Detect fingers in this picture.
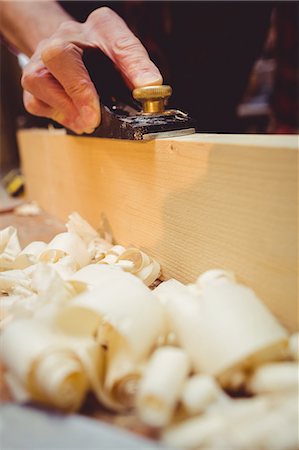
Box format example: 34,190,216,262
20,8,163,134
23,91,85,134
21,22,99,134
86,7,163,88
23,91,53,117
22,65,87,134
41,41,100,130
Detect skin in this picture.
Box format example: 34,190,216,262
0,1,163,134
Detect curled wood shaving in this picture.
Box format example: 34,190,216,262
0,269,31,295
0,227,32,271
39,232,90,269
162,395,297,450
181,374,226,416
66,212,112,260
0,319,88,411
99,246,161,287
136,346,190,427
0,212,297,450
0,227,21,261
247,362,299,394
154,277,289,380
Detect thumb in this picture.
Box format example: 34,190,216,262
86,7,163,88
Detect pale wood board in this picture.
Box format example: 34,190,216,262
17,130,298,331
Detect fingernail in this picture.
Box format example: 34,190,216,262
72,118,85,133
71,128,84,135
83,128,95,135
80,105,100,128
135,71,163,87
72,116,96,135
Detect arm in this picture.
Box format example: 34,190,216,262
0,1,72,56
0,2,162,134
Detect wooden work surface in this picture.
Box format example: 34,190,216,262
18,131,298,332
0,211,65,246
0,210,157,439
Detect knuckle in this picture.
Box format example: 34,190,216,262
41,43,63,63
112,35,142,58
41,41,82,65
67,78,91,98
41,41,71,63
88,6,115,24
122,55,150,77
21,70,36,90
127,64,154,79
57,20,79,34
21,66,52,90
23,95,40,114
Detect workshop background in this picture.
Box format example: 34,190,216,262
0,1,298,175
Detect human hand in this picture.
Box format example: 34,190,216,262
21,7,162,134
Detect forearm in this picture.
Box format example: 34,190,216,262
0,0,73,56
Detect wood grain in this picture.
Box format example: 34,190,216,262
17,131,298,331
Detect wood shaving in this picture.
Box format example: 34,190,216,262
14,201,41,217
0,213,297,449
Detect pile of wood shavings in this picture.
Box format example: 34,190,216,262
0,212,298,450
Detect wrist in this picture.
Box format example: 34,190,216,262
0,1,74,56
24,5,75,56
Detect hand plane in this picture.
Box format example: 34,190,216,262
18,49,196,140
82,46,195,140
94,84,195,140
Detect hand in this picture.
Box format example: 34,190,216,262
21,7,162,134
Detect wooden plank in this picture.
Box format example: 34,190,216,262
17,130,298,331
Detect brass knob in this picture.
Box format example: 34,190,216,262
132,85,172,114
